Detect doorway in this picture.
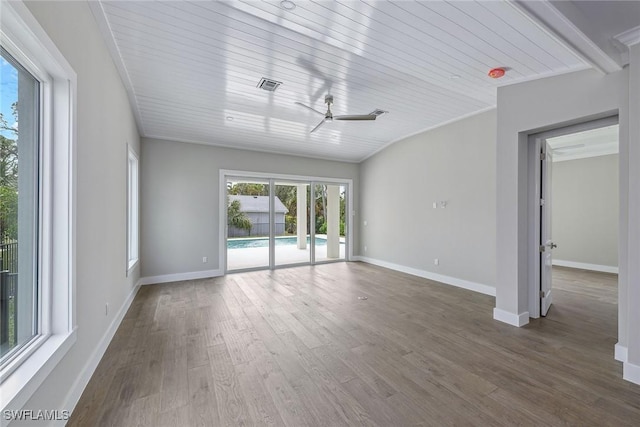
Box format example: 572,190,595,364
221,171,351,273
528,116,619,318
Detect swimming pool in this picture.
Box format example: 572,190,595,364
228,236,330,249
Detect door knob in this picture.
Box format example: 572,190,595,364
550,242,557,249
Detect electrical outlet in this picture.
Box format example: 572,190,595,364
202,256,208,263
433,202,437,209
364,245,368,252
434,258,439,266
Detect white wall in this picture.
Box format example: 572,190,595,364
359,109,497,295
494,68,632,353
16,0,141,420
140,138,359,279
552,154,618,270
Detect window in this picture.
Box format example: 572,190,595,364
127,147,139,272
1,1,76,412
0,47,39,364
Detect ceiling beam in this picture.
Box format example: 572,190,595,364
510,0,622,74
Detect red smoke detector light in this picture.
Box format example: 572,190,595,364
488,68,506,79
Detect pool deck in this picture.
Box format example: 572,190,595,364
227,235,346,270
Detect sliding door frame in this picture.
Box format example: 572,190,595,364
220,170,353,273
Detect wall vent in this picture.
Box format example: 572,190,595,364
257,77,282,92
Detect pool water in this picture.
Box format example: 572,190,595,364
228,236,326,249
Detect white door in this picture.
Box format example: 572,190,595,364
540,141,556,316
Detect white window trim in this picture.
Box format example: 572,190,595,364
127,145,139,274
0,0,76,412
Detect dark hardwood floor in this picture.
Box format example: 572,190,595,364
68,262,639,426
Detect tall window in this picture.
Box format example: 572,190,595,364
127,147,139,272
1,47,39,362
1,1,76,412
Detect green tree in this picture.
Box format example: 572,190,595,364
227,199,252,232
228,183,268,196
275,185,298,234
275,185,297,217
0,185,18,241
0,136,18,187
314,185,326,233
0,103,18,242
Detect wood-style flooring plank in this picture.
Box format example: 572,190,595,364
186,363,218,427
160,346,189,412
207,343,252,426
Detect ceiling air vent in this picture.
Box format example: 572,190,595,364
370,109,388,117
257,77,282,92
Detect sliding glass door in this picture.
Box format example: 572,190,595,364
313,183,347,263
224,174,349,273
226,178,270,271
274,181,311,267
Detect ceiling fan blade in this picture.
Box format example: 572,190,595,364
334,115,377,121
310,119,326,133
295,102,324,116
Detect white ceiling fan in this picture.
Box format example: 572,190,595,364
296,94,378,133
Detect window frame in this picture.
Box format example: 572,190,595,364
127,146,139,274
0,0,77,413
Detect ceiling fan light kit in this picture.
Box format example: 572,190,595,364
297,94,380,133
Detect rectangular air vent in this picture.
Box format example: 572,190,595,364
370,109,388,116
257,77,282,92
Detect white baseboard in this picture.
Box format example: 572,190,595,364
60,280,141,422
139,269,223,285
623,361,640,385
553,259,618,274
493,308,530,327
354,256,495,296
615,343,628,362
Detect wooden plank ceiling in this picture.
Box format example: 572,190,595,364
95,0,590,162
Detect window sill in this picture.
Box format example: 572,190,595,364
0,329,77,413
